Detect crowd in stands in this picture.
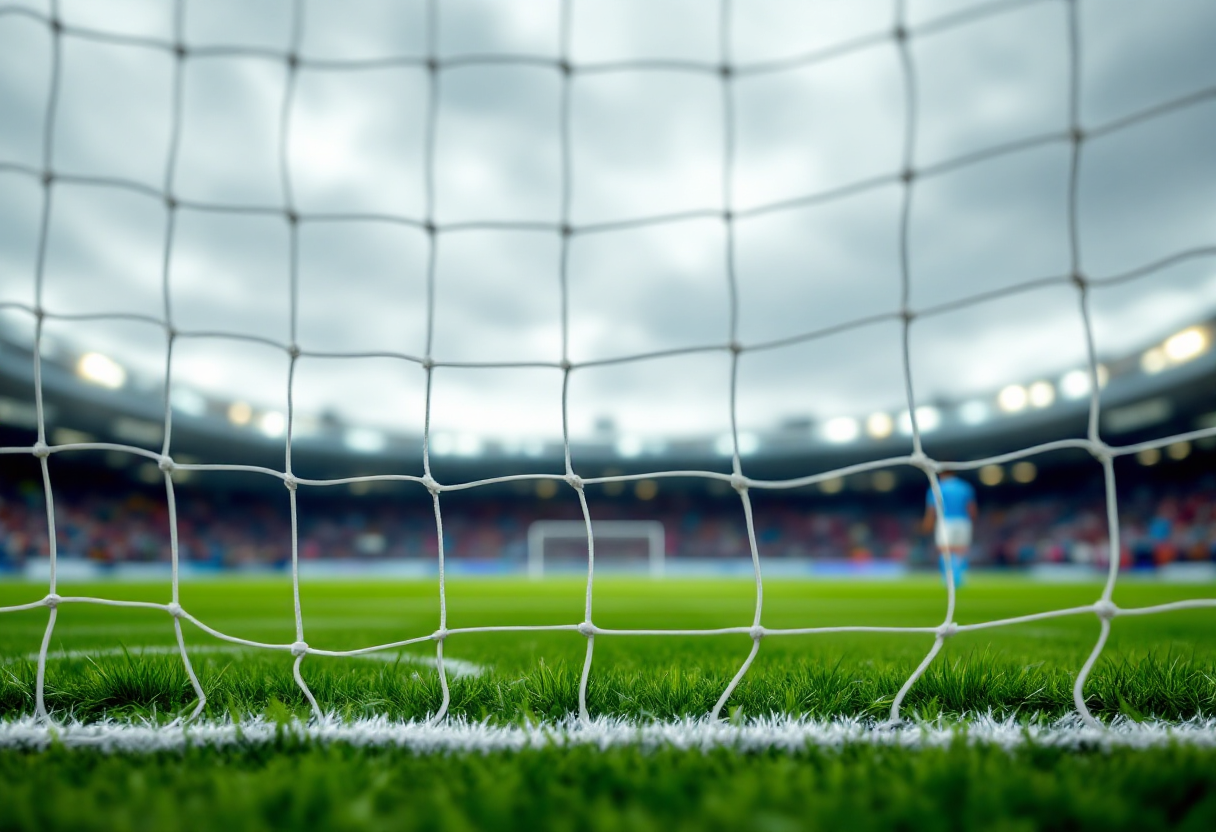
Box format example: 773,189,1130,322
1,469,1214,571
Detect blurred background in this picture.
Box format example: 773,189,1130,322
0,0,1214,579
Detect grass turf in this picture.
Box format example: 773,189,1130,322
2,576,1215,831
1,576,1215,723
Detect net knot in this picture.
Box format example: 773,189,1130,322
1093,599,1118,620
173,43,187,60
1070,127,1086,144
559,358,573,371
432,628,448,642
729,340,743,355
910,452,936,473
426,57,439,74
564,473,583,491
577,621,596,637
718,63,733,79
165,602,184,618
158,455,175,473
1087,441,1112,464
289,640,309,657
749,625,765,641
893,24,908,42
32,442,50,459
287,343,301,359
901,167,916,184
900,307,916,323
1071,271,1087,289
423,220,437,236
44,593,61,609
560,224,573,238
164,194,178,210
41,170,54,187
937,621,958,638
722,209,733,223
50,17,63,35
285,209,299,226
421,357,435,370
558,59,572,77
283,474,298,492
286,52,299,70
420,474,440,495
729,473,748,493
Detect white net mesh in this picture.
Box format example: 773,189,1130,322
1,0,1215,730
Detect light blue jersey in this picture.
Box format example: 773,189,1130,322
926,477,975,519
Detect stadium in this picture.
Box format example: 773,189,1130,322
2,0,1216,829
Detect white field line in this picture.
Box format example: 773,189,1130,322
1,645,485,679
1,714,1215,754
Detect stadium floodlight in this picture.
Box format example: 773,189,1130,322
170,388,207,417
1167,440,1192,460
1141,347,1168,374
897,406,940,435
258,412,286,438
615,435,644,458
822,417,860,444
1028,381,1055,408
998,384,1028,413
1059,369,1090,399
344,428,386,454
865,412,894,439
76,352,126,389
1010,461,1037,483
1163,326,1208,363
958,401,989,425
714,432,759,456
1137,447,1161,466
227,401,252,426
978,464,1004,486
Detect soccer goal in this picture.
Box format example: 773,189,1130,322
0,0,1215,748
528,520,665,579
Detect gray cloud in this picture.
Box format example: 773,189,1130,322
1,0,1215,447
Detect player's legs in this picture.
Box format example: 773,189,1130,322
935,519,972,588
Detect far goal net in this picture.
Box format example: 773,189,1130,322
0,0,1214,732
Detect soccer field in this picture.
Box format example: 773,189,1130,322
2,576,1216,723
2,577,1216,830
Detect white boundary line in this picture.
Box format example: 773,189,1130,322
1,714,1215,754
1,645,486,679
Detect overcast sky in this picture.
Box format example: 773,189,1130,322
1,0,1215,446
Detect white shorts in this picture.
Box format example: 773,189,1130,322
935,518,972,549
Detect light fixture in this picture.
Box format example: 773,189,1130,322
866,412,894,439
227,401,252,426
979,464,1003,486
1136,447,1160,466
616,435,644,458
76,352,126,389
998,384,1027,413
258,411,286,438
1028,380,1055,408
959,401,989,425
1163,326,1208,363
1141,347,1167,374
872,471,896,492
344,428,386,454
1166,441,1191,461
1011,461,1037,483
1059,369,1091,400
823,417,860,444
897,406,941,435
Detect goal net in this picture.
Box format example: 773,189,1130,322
1,0,1215,732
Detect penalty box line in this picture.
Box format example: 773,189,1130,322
1,714,1215,754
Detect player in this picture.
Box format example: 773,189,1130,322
922,471,977,587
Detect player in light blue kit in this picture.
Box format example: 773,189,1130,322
922,471,977,587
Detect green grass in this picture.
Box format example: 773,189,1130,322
2,576,1215,831
2,576,1214,723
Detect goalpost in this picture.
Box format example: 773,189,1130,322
528,520,665,579
0,0,1215,737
